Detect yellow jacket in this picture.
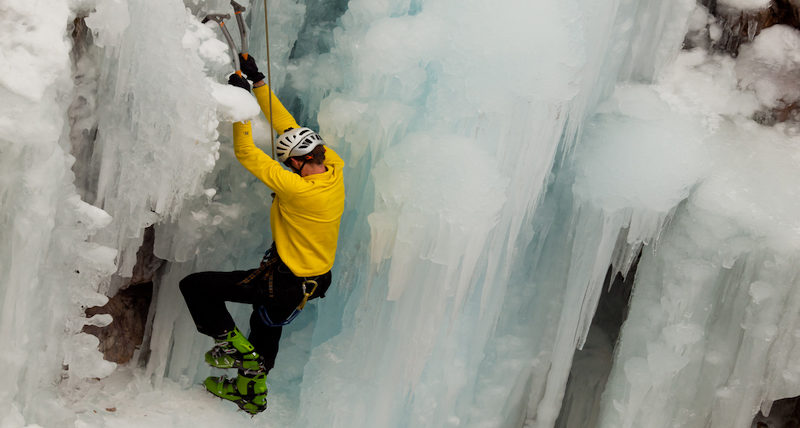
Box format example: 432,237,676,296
233,85,345,277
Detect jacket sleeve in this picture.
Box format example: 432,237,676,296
323,146,345,168
253,85,300,135
232,121,307,197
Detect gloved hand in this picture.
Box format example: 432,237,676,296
228,73,251,92
238,54,266,83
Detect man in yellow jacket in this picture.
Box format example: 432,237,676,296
180,54,345,414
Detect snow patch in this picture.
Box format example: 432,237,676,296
210,82,261,123
182,13,231,70
574,85,708,213
717,0,772,10
736,25,800,108
0,0,71,100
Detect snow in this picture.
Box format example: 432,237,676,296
3,0,800,427
182,19,231,70
210,81,261,122
573,84,708,214
0,0,71,101
736,25,800,109
717,0,772,11
66,368,269,428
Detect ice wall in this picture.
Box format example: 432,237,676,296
555,12,800,428
1,0,261,424
592,79,800,428
134,0,703,425
80,0,222,288
275,0,699,427
0,1,117,426
4,0,800,427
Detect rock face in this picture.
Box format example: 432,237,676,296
753,100,800,125
127,226,164,288
83,226,162,364
694,0,800,55
752,395,800,427
685,1,800,126
83,282,153,364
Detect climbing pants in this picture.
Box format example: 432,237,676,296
179,250,331,373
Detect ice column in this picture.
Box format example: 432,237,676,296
83,0,220,288
597,121,800,428
0,0,117,426
288,0,597,426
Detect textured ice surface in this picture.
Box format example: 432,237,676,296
0,0,120,425
581,47,800,428
3,0,800,427
83,1,222,284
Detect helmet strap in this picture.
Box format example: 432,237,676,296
290,159,308,175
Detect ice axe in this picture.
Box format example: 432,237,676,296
230,1,250,60
202,13,242,76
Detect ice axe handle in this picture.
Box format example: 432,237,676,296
202,14,240,72
219,21,241,72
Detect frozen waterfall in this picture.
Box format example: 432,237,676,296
2,0,800,427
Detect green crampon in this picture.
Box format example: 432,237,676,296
204,373,268,415
205,327,266,375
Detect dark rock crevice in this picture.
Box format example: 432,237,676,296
691,0,800,56
83,281,153,365
67,14,102,203
83,226,163,365
752,396,800,428
684,0,800,127
555,251,641,428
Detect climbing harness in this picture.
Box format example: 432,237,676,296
237,247,321,327
257,279,318,327
236,248,278,286
204,1,277,159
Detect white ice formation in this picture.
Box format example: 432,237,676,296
1,0,800,427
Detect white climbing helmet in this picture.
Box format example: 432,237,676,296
275,127,324,163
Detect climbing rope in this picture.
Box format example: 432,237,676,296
263,0,276,159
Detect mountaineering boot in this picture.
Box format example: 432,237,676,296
205,327,266,375
204,372,268,415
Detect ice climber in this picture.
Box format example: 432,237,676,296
179,54,345,414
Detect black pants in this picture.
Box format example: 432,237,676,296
179,255,331,373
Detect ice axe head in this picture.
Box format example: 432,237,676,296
201,13,230,25
231,1,246,13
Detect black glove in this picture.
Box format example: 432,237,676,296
238,54,266,83
228,73,251,92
